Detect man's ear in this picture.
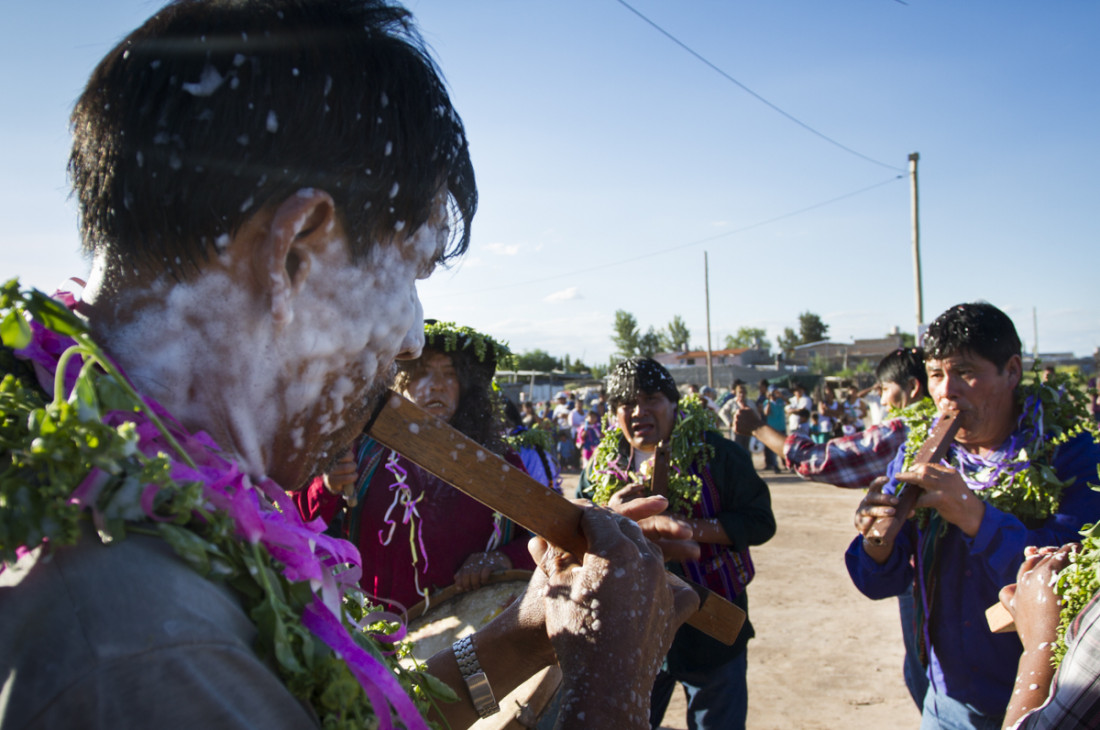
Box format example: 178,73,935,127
262,189,340,325
1004,354,1023,389
906,376,923,402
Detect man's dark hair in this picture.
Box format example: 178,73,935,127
605,358,680,411
875,347,928,396
922,302,1022,372
70,0,475,278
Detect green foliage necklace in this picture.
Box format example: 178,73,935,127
0,280,453,730
586,394,720,514
895,370,1097,525
1050,520,1100,666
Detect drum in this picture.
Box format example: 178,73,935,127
403,570,561,729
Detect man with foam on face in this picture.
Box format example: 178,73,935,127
846,303,1100,730
579,358,775,730
0,2,698,728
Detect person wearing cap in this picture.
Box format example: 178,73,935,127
296,321,536,608
579,357,775,730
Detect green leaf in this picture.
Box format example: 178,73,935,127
416,668,460,703
0,311,32,349
24,290,85,336
272,612,306,674
71,374,101,422
157,523,213,575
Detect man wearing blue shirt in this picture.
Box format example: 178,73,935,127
845,302,1100,730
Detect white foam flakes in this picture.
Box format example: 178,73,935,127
182,64,226,97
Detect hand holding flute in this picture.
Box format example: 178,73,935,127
856,412,962,561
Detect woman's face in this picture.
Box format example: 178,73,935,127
402,350,461,423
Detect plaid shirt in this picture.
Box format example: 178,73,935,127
1013,591,1100,729
782,418,907,489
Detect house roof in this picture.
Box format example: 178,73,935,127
674,347,748,360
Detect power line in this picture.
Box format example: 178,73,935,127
431,174,904,296
614,0,906,174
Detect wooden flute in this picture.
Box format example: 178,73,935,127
865,410,960,548
363,392,745,645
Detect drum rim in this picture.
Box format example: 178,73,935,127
404,569,534,622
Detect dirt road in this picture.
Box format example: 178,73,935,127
562,467,921,729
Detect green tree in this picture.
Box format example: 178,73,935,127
515,349,561,372
808,353,833,376
899,331,916,348
724,326,771,351
658,315,691,353
798,311,829,344
612,309,641,358
777,327,799,357
639,327,661,358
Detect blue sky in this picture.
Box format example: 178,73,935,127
3,1,1097,367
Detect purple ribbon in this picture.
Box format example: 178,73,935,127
301,597,428,730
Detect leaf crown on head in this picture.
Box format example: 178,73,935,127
422,320,514,371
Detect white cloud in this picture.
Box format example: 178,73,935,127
484,242,521,256
543,286,580,302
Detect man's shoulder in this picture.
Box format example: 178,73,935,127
1052,430,1100,480
0,530,311,727
703,430,754,468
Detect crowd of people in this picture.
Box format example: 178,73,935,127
1,2,1099,730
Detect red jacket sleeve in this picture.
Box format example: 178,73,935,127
293,476,343,526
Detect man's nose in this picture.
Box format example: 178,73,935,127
938,372,962,401
395,296,424,361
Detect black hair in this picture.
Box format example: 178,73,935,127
922,302,1022,372
605,358,680,411
502,398,522,428
70,0,475,279
874,347,928,396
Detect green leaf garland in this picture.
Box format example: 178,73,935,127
586,393,720,514
0,280,453,729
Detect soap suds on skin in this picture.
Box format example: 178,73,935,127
83,192,449,486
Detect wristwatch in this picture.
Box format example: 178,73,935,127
452,635,499,718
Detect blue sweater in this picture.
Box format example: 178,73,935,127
845,429,1100,716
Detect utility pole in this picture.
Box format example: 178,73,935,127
909,152,923,334
704,251,714,389
1033,307,1039,357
